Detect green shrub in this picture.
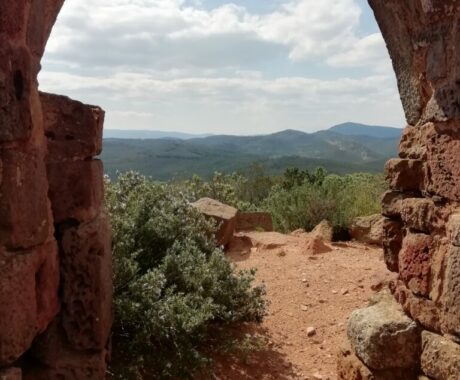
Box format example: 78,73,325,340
264,171,386,236
106,172,267,379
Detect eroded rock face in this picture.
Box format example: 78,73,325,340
347,291,420,370
0,2,111,377
341,1,460,378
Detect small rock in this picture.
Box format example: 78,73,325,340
302,278,308,283
341,289,349,295
301,305,308,312
307,327,316,337
312,373,323,380
332,290,338,294
277,249,286,257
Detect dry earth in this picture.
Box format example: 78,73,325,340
204,231,393,380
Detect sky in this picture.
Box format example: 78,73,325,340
39,0,405,135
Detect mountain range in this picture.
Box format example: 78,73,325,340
101,122,402,180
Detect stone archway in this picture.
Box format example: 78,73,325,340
0,1,459,379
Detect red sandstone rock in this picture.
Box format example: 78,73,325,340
60,213,112,351
0,242,59,365
41,92,104,162
191,198,238,247
385,159,426,193
337,345,417,380
0,368,22,380
0,146,51,250
421,331,460,380
399,233,433,297
27,320,108,380
382,218,403,273
442,245,460,336
349,214,383,245
400,198,437,233
47,159,104,224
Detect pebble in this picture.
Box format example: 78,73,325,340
341,288,349,295
301,305,308,311
307,327,316,337
312,373,323,380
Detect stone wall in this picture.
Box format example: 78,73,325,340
339,1,460,379
0,1,111,379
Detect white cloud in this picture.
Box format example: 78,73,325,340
39,0,404,134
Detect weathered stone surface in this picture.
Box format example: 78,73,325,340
400,198,436,233
399,233,433,297
421,331,460,380
191,197,238,246
0,146,51,249
27,320,108,380
0,41,32,142
382,219,403,272
236,212,273,232
447,212,460,247
385,159,426,193
347,291,420,370
60,213,112,351
392,280,441,333
349,214,384,245
311,219,333,243
41,92,104,162
47,159,104,224
442,246,460,336
337,344,417,380
0,242,59,365
381,191,410,218
0,368,22,380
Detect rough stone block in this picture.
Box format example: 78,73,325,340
191,198,238,247
442,246,460,336
41,92,104,162
27,320,107,380
47,159,104,224
0,41,32,142
400,198,436,233
421,331,460,380
337,345,417,380
399,233,433,297
392,280,441,333
347,291,420,370
60,213,112,350
399,125,428,160
349,214,384,245
0,146,51,249
448,212,460,246
382,219,403,272
0,242,59,365
385,159,426,193
0,368,22,380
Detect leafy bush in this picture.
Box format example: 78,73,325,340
106,172,267,379
264,170,386,236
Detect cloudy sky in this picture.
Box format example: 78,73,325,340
39,0,405,135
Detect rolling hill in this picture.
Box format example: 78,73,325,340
101,123,402,180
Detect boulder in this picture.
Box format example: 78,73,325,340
350,214,384,245
347,291,420,370
311,220,333,242
421,331,460,380
191,198,238,247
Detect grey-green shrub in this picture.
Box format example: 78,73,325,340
106,172,266,379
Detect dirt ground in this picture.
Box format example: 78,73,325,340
206,231,393,380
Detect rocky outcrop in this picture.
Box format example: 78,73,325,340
0,2,111,379
191,198,238,247
349,214,384,245
340,1,460,379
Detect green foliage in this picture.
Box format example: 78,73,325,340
106,172,267,379
264,170,386,236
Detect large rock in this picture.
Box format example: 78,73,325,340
191,198,238,247
0,242,59,366
421,331,460,380
60,213,112,351
347,291,420,370
350,214,384,245
47,159,104,224
41,92,104,162
337,344,417,380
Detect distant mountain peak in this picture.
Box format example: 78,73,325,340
328,122,402,139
